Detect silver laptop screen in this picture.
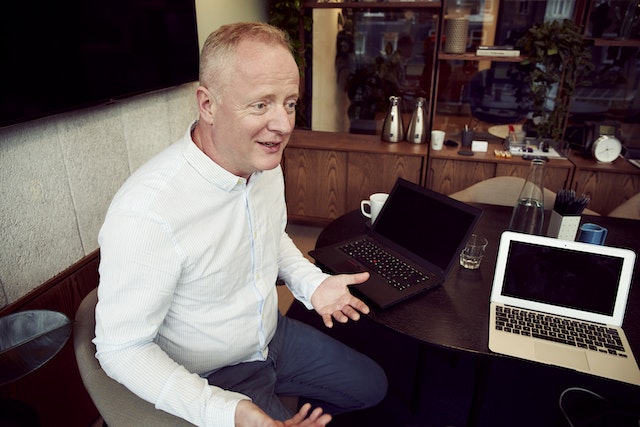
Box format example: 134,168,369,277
502,241,623,316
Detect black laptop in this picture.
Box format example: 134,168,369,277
309,178,482,309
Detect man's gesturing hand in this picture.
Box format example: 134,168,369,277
310,272,371,328
235,401,331,427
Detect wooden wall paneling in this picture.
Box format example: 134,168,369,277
346,152,424,212
494,162,573,193
284,147,348,222
572,169,640,216
427,158,496,195
569,154,640,216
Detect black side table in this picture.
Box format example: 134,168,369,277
0,310,72,426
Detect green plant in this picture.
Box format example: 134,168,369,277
268,0,312,74
516,19,594,141
268,0,312,127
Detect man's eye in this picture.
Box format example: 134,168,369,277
285,101,298,112
255,102,267,110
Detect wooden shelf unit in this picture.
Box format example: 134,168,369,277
287,0,640,222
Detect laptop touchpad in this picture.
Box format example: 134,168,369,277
534,342,590,371
332,259,366,274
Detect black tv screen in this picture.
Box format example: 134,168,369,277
0,0,200,128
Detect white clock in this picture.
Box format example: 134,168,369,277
591,135,622,163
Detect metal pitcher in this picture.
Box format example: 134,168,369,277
406,97,427,144
381,96,404,143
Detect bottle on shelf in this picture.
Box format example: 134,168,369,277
509,158,545,235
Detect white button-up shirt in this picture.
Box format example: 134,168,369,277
94,124,328,427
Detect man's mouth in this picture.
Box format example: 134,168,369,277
258,141,280,148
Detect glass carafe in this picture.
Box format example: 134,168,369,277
509,159,545,235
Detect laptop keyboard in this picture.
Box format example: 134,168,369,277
339,239,428,291
495,306,628,358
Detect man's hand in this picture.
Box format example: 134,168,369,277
310,272,371,328
283,403,332,427
235,401,331,427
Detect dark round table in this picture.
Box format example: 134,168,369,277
314,204,640,357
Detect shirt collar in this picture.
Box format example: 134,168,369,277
181,122,262,192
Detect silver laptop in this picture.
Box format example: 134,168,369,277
489,231,640,385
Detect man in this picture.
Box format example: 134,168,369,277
94,22,387,427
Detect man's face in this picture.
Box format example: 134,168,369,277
199,40,300,179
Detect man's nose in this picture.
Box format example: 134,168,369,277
267,106,294,134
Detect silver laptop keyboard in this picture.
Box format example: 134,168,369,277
339,239,428,291
495,305,628,358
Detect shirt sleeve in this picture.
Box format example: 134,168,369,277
277,230,330,309
94,208,248,427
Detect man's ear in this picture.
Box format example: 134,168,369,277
196,86,217,125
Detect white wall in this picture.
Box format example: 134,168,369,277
195,0,266,50
311,9,349,132
0,0,266,306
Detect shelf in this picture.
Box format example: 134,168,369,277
438,52,524,62
304,1,442,9
289,129,429,156
587,37,640,47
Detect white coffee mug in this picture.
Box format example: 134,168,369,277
431,130,445,150
361,193,389,223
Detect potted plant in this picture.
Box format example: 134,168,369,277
515,19,594,143
268,0,312,127
268,0,311,72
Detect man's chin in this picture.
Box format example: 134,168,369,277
258,154,285,172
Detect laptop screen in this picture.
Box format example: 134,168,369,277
492,231,636,326
372,180,481,273
502,241,623,316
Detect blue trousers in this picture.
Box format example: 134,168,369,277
205,313,388,421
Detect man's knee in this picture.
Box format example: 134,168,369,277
355,359,388,409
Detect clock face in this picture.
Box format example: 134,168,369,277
592,135,622,163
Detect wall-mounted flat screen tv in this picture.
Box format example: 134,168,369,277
0,0,200,128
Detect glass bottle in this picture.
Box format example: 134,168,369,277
509,158,545,235
381,96,404,143
406,97,427,144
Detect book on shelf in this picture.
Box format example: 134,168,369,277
476,46,520,57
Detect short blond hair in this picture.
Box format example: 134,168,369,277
199,22,294,101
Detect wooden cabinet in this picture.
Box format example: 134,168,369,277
284,147,349,222
284,130,640,220
284,129,427,224
426,141,574,196
569,153,640,216
346,151,423,208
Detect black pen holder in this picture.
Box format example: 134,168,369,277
461,129,473,148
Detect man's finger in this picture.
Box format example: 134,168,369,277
322,313,334,328
340,305,360,321
333,310,349,324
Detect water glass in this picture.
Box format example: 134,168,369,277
460,234,488,269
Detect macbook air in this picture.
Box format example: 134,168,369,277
489,230,640,385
